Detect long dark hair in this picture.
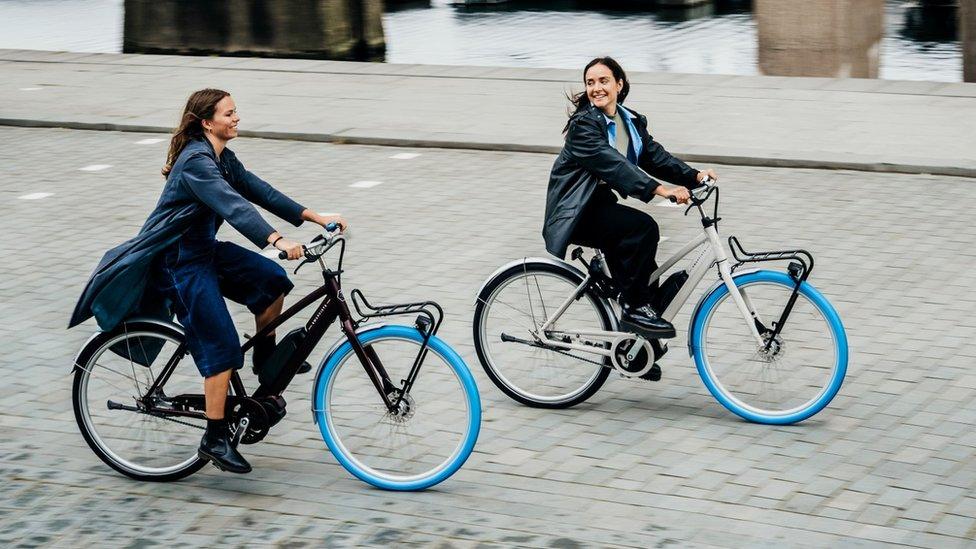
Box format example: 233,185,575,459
563,57,630,133
162,88,230,177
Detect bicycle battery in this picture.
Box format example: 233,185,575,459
651,270,689,313
257,327,308,386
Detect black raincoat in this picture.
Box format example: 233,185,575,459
543,103,699,259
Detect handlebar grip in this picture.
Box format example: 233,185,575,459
668,196,677,203
325,221,339,232
278,244,307,260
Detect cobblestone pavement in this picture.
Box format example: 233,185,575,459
1,127,975,547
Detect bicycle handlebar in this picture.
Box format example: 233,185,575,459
666,176,715,203
278,222,342,260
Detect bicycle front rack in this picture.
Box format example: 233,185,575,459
727,236,817,348
728,236,814,283
349,288,444,337
349,289,446,402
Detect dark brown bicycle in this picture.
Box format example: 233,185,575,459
71,225,481,490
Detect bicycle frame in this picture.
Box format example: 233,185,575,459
142,233,440,422
532,190,775,359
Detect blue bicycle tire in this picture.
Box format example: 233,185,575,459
691,270,848,425
312,325,481,490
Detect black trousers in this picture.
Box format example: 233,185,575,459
569,188,660,307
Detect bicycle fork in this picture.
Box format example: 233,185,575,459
707,226,766,348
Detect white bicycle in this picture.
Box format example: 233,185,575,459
473,180,847,424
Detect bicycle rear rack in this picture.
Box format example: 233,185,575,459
728,236,814,283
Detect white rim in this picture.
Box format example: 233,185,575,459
700,281,839,417
479,271,607,404
323,335,472,482
78,331,200,477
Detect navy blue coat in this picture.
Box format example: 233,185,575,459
69,138,306,331
543,104,700,259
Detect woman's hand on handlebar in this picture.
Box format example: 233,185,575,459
319,215,348,232
301,209,348,232
275,238,305,260
697,168,719,184
656,185,691,204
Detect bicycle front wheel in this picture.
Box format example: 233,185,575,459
312,325,480,491
473,261,613,408
72,320,207,481
692,270,848,424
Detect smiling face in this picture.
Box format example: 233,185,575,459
585,63,623,114
203,95,239,142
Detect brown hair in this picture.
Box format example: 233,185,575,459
563,57,630,133
162,88,230,177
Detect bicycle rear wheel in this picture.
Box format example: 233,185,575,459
312,325,480,491
473,261,612,408
72,320,207,481
692,270,848,424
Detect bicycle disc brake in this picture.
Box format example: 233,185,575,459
386,390,416,423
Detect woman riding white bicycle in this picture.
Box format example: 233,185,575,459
545,56,718,337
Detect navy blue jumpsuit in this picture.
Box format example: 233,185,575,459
150,138,306,377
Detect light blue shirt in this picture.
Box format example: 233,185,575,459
604,105,642,163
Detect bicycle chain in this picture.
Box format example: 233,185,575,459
147,410,205,430
537,342,608,368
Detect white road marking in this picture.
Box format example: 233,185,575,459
79,164,113,172
135,138,165,145
349,181,382,188
261,249,281,259
659,236,670,243
390,153,420,160
19,192,53,200
656,200,682,208
19,87,43,91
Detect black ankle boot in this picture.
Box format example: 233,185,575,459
198,419,252,474
621,303,676,338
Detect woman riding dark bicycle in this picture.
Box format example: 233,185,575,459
544,57,718,338
70,88,346,474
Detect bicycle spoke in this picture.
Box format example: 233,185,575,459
320,334,473,482
476,267,610,406
76,328,204,479
477,294,540,333
698,279,840,418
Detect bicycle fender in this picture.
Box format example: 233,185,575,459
476,256,580,299
686,268,762,357
476,257,619,331
71,316,186,373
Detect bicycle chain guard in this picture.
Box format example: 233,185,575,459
610,336,655,378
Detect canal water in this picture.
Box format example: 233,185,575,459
0,0,964,81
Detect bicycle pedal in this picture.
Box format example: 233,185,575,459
639,363,662,382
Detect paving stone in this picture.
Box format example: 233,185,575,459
2,126,975,546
